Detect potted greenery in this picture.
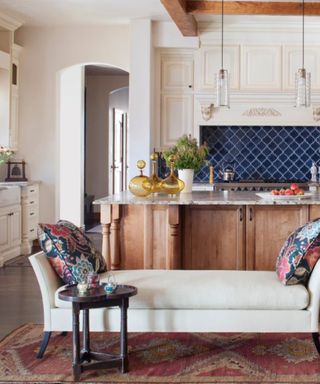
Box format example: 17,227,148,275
0,146,13,165
163,135,208,193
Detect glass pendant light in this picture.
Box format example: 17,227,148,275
295,0,311,107
215,0,230,108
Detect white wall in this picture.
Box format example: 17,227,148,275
59,65,84,226
14,26,129,222
85,74,129,207
129,19,152,180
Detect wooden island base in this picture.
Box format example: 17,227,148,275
97,192,320,271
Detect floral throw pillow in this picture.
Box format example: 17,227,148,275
38,220,106,284
276,218,320,285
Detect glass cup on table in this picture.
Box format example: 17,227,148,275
87,272,100,288
77,277,88,294
104,273,117,294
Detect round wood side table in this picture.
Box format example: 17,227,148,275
58,283,137,381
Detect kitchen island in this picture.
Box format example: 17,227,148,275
94,191,320,272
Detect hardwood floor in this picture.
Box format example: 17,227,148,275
0,232,102,341
0,260,43,340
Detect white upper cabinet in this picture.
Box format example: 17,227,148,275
196,43,320,93
0,49,10,147
195,45,240,91
161,53,194,92
241,45,282,90
157,50,195,148
283,46,320,90
161,94,193,147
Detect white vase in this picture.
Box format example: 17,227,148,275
178,169,194,193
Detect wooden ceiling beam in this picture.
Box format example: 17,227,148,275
160,0,198,36
186,1,320,16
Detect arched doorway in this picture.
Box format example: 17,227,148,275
58,63,129,228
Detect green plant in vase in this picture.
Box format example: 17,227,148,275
0,146,13,165
163,135,208,193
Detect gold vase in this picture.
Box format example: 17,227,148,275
128,160,151,197
142,152,163,194
160,155,185,194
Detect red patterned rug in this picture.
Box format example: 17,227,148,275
0,324,319,383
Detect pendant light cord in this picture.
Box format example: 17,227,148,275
221,0,224,69
302,0,305,69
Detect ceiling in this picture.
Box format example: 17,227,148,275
0,0,168,27
0,0,312,27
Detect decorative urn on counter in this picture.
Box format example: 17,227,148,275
128,160,151,197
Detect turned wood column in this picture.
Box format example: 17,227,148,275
167,205,181,269
100,205,111,269
110,204,121,270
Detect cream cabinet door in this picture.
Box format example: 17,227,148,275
161,53,194,92
0,213,10,251
195,45,240,91
158,50,195,148
10,209,21,248
160,94,193,147
0,205,21,264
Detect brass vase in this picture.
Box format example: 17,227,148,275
142,152,163,194
160,155,185,194
128,160,151,197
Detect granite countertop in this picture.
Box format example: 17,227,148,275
93,190,320,206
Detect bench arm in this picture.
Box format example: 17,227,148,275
29,252,63,331
307,258,320,331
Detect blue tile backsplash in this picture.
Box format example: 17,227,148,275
159,126,320,182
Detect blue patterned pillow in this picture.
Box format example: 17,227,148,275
38,220,106,284
276,218,320,285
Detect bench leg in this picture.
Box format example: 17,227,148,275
37,331,51,358
312,333,320,355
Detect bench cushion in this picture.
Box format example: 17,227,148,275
55,270,309,310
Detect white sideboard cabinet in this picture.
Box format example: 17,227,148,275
0,186,21,266
20,183,39,256
0,182,40,263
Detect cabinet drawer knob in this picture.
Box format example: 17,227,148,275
239,207,243,222
30,201,34,204
30,229,35,232
30,212,34,216
30,189,35,193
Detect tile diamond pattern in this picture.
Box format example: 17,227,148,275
158,126,320,183
195,126,320,182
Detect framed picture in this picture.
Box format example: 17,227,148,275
5,160,28,182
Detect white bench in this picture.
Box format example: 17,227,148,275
29,251,320,358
